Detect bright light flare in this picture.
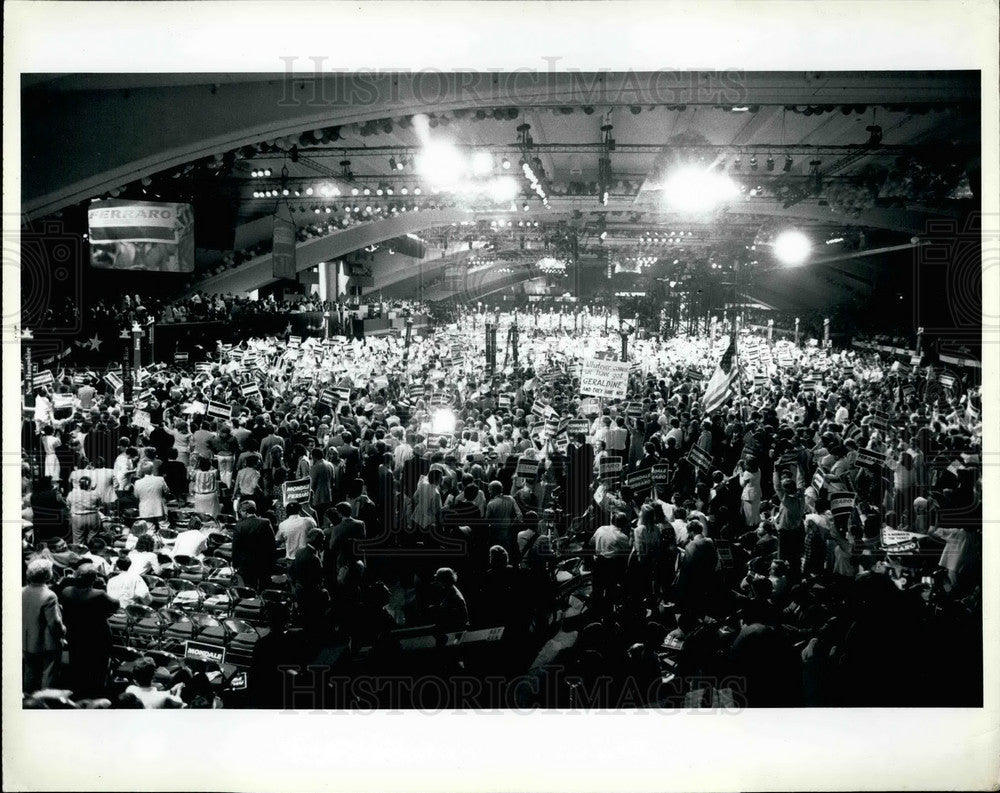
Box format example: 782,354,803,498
416,141,467,191
431,408,457,435
661,167,739,212
471,151,494,176
488,175,519,203
773,229,812,266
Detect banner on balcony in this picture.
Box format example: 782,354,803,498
272,212,297,281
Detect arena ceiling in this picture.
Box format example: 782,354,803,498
21,71,981,310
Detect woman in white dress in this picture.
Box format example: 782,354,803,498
41,426,62,482
739,458,763,528
190,456,221,518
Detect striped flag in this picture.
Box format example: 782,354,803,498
938,372,956,390
702,337,738,415
241,383,261,400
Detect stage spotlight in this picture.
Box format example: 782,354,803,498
749,156,758,171
766,156,775,172
472,151,494,175
417,140,467,190
661,167,738,212
501,157,511,170
783,155,793,172
773,229,811,266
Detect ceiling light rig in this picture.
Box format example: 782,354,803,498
598,119,615,206
515,123,549,208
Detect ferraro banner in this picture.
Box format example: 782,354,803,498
580,357,631,400
272,208,297,281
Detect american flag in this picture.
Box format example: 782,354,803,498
702,337,739,414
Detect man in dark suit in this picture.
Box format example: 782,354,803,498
289,528,325,593
335,432,361,483
566,433,595,520
288,529,330,637
59,565,119,698
232,500,276,592
324,502,366,589
29,476,68,545
259,425,285,473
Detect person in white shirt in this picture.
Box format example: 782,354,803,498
106,563,152,608
113,443,136,492
834,398,851,425
87,458,117,505
127,534,162,576
172,516,210,558
124,657,185,708
392,434,414,470
275,502,317,559
82,538,112,578
133,462,170,524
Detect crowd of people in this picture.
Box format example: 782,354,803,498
21,309,983,709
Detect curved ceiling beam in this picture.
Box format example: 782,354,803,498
194,208,468,295
23,71,977,219
719,200,959,235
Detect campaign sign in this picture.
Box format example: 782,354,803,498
568,419,590,436
625,468,653,494
580,357,630,400
830,491,856,517
687,445,712,473
856,448,886,470
184,640,226,665
599,456,623,481
206,401,232,420
515,457,540,481
282,478,311,506
651,463,671,486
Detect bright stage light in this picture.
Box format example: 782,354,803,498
488,175,519,203
416,141,467,190
773,229,812,265
471,151,494,176
661,167,739,212
431,408,457,435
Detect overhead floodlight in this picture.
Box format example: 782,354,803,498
488,176,519,203
773,229,812,265
416,140,467,190
471,151,494,176
661,167,739,212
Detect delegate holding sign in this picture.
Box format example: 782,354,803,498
282,478,311,506
580,357,631,400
